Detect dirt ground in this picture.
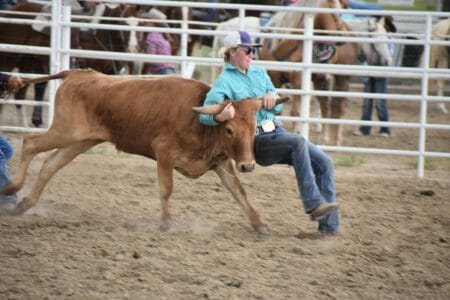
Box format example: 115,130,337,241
0,81,449,299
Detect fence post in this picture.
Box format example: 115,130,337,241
180,6,190,78
61,5,71,71
417,14,432,178
48,0,62,126
299,13,314,139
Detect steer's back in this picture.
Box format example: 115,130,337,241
52,69,211,157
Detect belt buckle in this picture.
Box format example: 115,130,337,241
261,120,275,133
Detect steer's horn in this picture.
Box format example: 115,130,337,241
192,104,222,115
275,96,290,105
255,96,290,105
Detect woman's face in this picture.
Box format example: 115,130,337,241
229,46,256,72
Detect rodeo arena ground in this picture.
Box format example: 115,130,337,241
0,0,449,299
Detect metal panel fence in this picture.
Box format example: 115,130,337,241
0,0,449,177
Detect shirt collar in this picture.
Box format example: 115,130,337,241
224,63,257,75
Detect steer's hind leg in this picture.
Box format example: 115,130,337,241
1,130,89,195
215,159,268,235
15,140,102,215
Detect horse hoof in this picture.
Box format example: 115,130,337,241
254,224,270,235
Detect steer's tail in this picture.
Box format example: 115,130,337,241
23,70,71,85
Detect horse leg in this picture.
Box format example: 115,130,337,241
436,79,448,114
31,82,47,128
330,75,350,146
13,140,101,215
288,72,303,134
292,94,303,134
436,57,448,114
12,87,28,127
311,97,322,133
312,74,332,144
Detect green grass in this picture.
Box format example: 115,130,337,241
365,0,437,11
333,154,365,168
409,158,450,171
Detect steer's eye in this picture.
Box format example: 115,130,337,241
225,126,234,136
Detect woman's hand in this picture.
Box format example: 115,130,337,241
7,76,25,94
262,92,277,110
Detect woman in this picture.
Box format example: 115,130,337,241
143,8,176,75
199,31,340,235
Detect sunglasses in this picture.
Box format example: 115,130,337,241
238,47,257,56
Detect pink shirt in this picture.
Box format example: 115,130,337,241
145,32,174,73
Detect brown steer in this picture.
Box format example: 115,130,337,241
0,69,288,234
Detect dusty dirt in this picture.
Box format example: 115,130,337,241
0,83,449,299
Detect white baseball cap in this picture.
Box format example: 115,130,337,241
223,31,261,49
219,31,261,57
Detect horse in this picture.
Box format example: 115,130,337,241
190,0,283,51
258,1,392,145
210,0,343,77
312,17,393,145
0,1,141,128
421,18,450,114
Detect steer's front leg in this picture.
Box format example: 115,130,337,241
214,159,269,235
156,161,174,232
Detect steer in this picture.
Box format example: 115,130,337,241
0,69,288,234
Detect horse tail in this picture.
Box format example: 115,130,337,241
23,70,71,85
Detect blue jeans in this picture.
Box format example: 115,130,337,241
253,125,339,233
0,136,17,203
359,77,390,135
0,135,13,183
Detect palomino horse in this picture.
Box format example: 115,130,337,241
312,18,392,145
211,0,342,80
422,18,450,114
259,3,392,145
0,1,141,127
189,0,285,53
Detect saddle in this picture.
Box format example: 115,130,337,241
313,42,336,63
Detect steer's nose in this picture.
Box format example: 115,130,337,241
238,162,255,173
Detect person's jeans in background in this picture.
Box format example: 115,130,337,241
359,77,391,135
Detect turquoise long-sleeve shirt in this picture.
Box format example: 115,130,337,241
199,63,283,126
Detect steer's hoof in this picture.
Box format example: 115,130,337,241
254,224,270,235
0,202,19,216
0,181,17,196
159,220,172,232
